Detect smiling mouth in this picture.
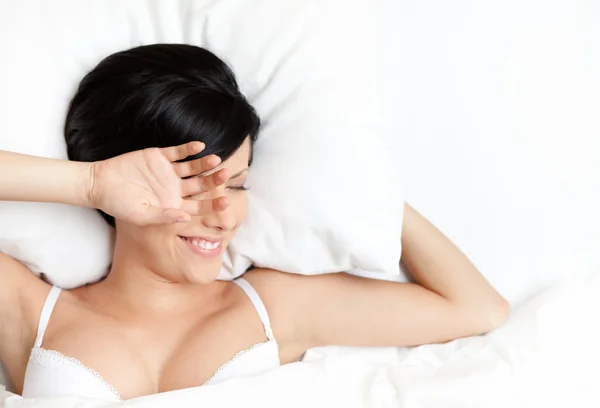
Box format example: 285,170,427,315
178,236,223,258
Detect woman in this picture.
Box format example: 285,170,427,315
0,44,509,401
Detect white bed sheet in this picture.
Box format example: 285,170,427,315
3,271,599,408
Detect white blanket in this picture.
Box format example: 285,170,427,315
3,272,599,408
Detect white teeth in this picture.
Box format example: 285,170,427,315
206,241,219,249
184,237,220,251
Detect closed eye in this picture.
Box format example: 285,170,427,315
228,186,249,192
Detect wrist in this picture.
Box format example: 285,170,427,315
73,161,95,208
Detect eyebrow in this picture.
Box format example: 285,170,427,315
229,168,248,179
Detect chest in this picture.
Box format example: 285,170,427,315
33,302,276,400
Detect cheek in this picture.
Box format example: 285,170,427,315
116,223,179,265
137,224,180,251
234,194,249,225
225,193,248,239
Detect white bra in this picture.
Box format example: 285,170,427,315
21,278,280,401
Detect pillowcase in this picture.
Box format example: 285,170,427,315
0,0,404,288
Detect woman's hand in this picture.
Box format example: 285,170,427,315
88,142,230,226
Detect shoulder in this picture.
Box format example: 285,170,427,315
242,268,328,309
243,268,350,297
241,268,302,324
241,269,345,360
0,252,51,303
242,268,303,292
241,269,309,360
0,253,52,389
0,252,52,348
243,268,355,308
0,251,49,302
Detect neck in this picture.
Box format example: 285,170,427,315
87,240,225,317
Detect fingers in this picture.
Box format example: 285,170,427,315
174,154,221,178
126,196,229,226
180,168,230,198
128,207,192,226
162,142,205,162
181,196,229,216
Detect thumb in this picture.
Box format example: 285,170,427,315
161,208,192,223
130,207,191,226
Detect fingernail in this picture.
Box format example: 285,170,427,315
176,217,189,223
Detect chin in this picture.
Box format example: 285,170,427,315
172,235,227,284
183,266,221,285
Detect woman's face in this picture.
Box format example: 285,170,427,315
115,138,252,284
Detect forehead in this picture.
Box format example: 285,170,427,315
220,137,251,171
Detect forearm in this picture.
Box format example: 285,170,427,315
400,202,507,309
0,150,91,207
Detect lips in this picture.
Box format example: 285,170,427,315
178,235,223,258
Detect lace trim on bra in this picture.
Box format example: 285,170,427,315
202,340,273,386
31,347,122,400
31,340,277,398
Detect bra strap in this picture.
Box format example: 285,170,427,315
233,278,275,341
34,286,62,348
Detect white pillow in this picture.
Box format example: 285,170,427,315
0,0,404,288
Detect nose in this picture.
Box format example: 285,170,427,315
201,186,236,232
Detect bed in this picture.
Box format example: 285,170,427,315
3,271,599,407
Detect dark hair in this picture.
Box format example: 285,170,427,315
65,44,260,226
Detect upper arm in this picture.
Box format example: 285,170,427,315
0,252,45,349
247,202,510,351
0,252,29,314
248,270,509,351
305,273,510,348
0,253,48,391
